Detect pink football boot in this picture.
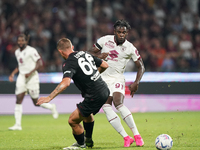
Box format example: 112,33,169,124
124,136,134,147
134,135,144,147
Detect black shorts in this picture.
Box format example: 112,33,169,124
77,89,109,117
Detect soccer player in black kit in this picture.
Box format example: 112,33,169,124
37,38,109,150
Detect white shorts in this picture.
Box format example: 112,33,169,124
101,75,125,96
15,72,40,99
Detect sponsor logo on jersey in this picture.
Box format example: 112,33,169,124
105,41,115,49
91,71,100,81
107,50,118,62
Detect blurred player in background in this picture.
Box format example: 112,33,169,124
37,38,110,150
88,20,145,147
8,33,59,131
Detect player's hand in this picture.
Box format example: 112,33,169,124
9,75,14,82
36,97,51,105
129,82,139,97
99,52,109,60
25,72,32,78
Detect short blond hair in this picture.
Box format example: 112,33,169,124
57,38,72,51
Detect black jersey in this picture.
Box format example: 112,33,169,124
62,51,109,99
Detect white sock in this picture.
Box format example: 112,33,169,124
40,103,53,110
116,104,139,135
102,104,128,138
15,104,22,126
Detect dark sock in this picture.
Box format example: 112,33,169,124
83,121,94,138
73,132,85,145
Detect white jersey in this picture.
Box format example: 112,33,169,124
95,35,141,78
15,45,41,74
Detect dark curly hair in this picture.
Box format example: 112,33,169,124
18,32,30,42
113,20,131,30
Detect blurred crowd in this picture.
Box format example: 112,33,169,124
1,0,200,75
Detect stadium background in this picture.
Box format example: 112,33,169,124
0,0,200,114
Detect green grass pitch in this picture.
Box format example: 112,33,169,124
0,111,200,150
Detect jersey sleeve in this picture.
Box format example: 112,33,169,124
31,48,41,62
92,55,103,67
94,36,106,50
131,44,141,61
62,58,77,79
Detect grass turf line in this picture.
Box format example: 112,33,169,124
0,111,200,150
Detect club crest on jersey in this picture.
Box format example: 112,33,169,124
105,41,115,49
120,46,126,52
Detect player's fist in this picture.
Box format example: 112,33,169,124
25,72,32,78
129,82,139,97
99,52,109,60
9,75,14,82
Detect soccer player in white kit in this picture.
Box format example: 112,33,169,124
88,20,145,147
8,34,59,130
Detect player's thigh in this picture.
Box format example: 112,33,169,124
111,79,125,106
27,74,40,99
15,74,27,95
109,79,125,96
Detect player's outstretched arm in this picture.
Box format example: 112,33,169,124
87,46,109,60
129,58,145,97
98,60,109,73
36,77,71,105
9,67,19,82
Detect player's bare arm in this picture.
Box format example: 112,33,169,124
129,58,145,97
9,67,19,82
98,60,109,73
88,46,109,60
36,77,71,105
25,59,43,78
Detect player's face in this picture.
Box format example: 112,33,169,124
114,26,128,45
17,37,27,50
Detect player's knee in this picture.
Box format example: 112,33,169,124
68,118,75,127
113,100,123,108
68,115,75,126
105,96,113,105
113,92,124,107
68,119,72,126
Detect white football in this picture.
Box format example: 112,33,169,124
155,134,173,150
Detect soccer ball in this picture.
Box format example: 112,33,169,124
155,134,173,150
